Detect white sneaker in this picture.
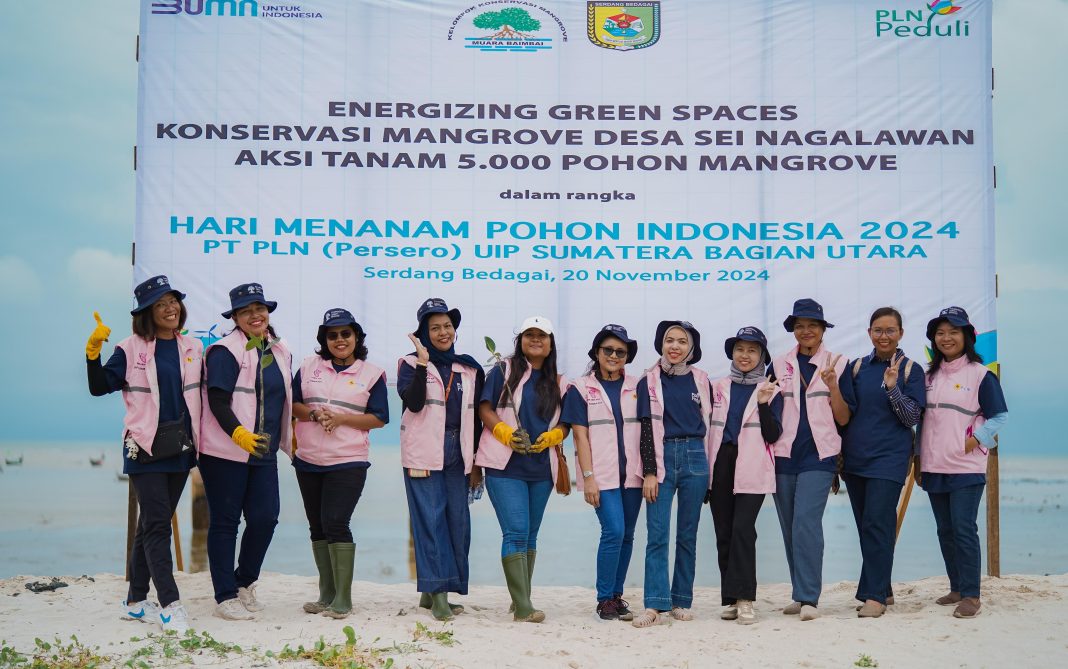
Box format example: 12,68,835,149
158,601,190,633
122,599,161,624
215,597,255,620
737,600,756,625
237,584,266,612
800,604,821,621
720,606,738,620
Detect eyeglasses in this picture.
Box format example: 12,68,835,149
870,328,900,337
599,347,628,359
326,330,355,341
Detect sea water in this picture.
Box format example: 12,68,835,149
1,442,1065,589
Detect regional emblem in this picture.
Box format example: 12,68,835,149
587,2,660,51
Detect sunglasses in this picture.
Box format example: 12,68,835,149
599,346,628,359
326,330,355,341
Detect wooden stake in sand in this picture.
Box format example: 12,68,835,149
895,456,916,541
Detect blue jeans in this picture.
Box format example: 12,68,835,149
773,470,835,605
404,429,471,594
842,473,902,604
198,454,280,604
485,476,554,557
593,487,644,601
643,437,709,610
928,483,985,598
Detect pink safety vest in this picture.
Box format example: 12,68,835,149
569,374,643,492
199,329,293,463
637,365,715,484
474,358,568,482
397,356,479,474
294,355,385,466
117,333,203,456
920,357,991,475
772,345,847,460
708,377,778,494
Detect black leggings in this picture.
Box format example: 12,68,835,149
128,471,189,607
710,442,765,605
296,467,368,543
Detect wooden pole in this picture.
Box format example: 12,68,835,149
895,457,916,541
986,362,1001,577
171,513,184,572
125,481,138,581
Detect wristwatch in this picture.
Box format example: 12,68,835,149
582,470,594,479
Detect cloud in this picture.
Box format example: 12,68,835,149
66,248,131,300
999,263,1068,294
0,256,43,303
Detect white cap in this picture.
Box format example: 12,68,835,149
519,315,554,335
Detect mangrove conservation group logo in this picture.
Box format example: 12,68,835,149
875,1,969,38
450,5,565,52
587,2,660,51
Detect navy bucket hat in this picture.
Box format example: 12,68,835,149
724,325,769,364
926,306,975,341
131,275,186,315
654,320,702,364
318,307,363,337
783,298,834,332
588,324,638,364
416,297,461,329
221,283,277,319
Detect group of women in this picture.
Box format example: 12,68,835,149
86,278,1007,634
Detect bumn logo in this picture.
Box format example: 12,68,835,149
152,0,258,16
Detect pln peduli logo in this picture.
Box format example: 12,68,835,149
875,1,969,38
454,5,560,53
151,0,258,16
587,1,660,51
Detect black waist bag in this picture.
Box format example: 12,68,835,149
136,416,194,463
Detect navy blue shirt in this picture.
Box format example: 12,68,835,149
722,383,756,445
102,340,196,474
291,362,388,473
561,377,628,484
840,354,926,483
921,371,1008,493
207,346,286,466
480,365,553,481
637,372,706,439
776,353,838,475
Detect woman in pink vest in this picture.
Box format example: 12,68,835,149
632,320,712,628
770,298,849,621
919,307,1007,619
200,283,293,621
292,308,388,619
396,298,484,621
708,327,783,625
85,275,200,634
476,316,569,623
560,324,642,621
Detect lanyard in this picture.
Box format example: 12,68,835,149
444,370,457,403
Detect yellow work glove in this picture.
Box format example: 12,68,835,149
492,421,515,446
231,426,269,458
85,311,111,360
530,427,565,453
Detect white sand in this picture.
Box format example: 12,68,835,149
1,571,1065,668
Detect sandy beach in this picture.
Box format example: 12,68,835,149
1,571,1065,668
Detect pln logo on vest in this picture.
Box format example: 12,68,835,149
587,2,661,51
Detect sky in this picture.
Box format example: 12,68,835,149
0,1,1065,453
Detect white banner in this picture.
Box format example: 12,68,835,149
136,0,996,375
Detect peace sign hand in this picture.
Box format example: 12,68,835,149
883,353,903,389
757,376,779,404
819,354,843,389
407,332,430,366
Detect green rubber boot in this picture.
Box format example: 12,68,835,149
323,542,355,619
419,591,464,616
429,592,455,621
303,540,334,614
508,549,538,614
502,553,544,623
